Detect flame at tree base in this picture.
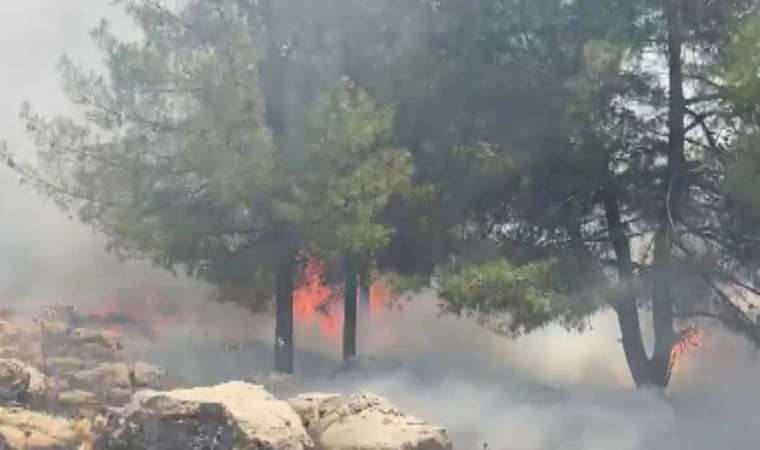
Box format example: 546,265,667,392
667,325,702,380
294,258,394,341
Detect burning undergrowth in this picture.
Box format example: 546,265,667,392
0,272,751,450
0,299,455,450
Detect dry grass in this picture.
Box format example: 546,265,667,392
0,406,79,449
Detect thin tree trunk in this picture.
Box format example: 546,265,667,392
603,0,687,390
358,270,371,349
343,254,358,363
602,188,651,388
274,257,294,374
648,0,686,387
650,227,674,386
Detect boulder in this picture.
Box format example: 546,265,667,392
65,361,165,392
68,328,122,352
66,363,131,391
286,392,341,435
40,327,121,365
101,381,313,450
0,359,50,406
130,361,167,388
99,393,238,450
287,392,452,450
57,390,98,411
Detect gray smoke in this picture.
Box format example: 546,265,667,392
1,3,760,450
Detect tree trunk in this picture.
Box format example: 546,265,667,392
602,188,651,388
602,0,686,390
274,257,294,374
649,0,686,387
343,255,358,363
358,271,371,350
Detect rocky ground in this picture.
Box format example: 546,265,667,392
0,306,453,450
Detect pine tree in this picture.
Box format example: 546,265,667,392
302,82,413,363
383,0,760,388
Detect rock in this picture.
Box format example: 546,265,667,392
99,393,238,450
58,390,98,409
286,392,341,436
101,387,133,406
68,328,122,352
65,361,165,393
67,363,132,392
0,360,49,406
57,389,113,420
130,361,167,388
103,381,313,450
288,392,452,450
0,406,83,450
246,371,301,398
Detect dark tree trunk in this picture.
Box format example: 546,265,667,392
650,0,686,386
358,271,371,349
274,257,294,374
601,0,686,390
604,188,679,387
343,255,358,363
602,188,651,388
650,227,675,386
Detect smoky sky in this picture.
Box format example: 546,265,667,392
0,1,196,306
2,4,760,449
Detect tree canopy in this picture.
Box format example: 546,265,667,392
5,0,760,388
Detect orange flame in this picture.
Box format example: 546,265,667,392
369,282,391,315
668,325,702,377
293,257,394,341
88,288,185,338
46,258,392,343
293,258,341,339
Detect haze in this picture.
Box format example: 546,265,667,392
2,2,760,450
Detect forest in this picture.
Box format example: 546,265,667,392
3,1,760,448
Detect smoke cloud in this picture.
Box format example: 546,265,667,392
1,3,760,450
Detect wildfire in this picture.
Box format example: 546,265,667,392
369,282,392,315
34,259,392,343
83,289,187,339
293,257,394,341
668,325,702,378
294,258,341,339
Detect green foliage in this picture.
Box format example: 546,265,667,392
723,134,760,209
437,258,592,337
303,82,413,256
722,15,760,116
381,271,432,297
8,0,760,371
14,1,279,271
6,0,368,307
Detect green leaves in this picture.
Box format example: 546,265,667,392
304,82,413,256
722,15,760,116
436,258,589,337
